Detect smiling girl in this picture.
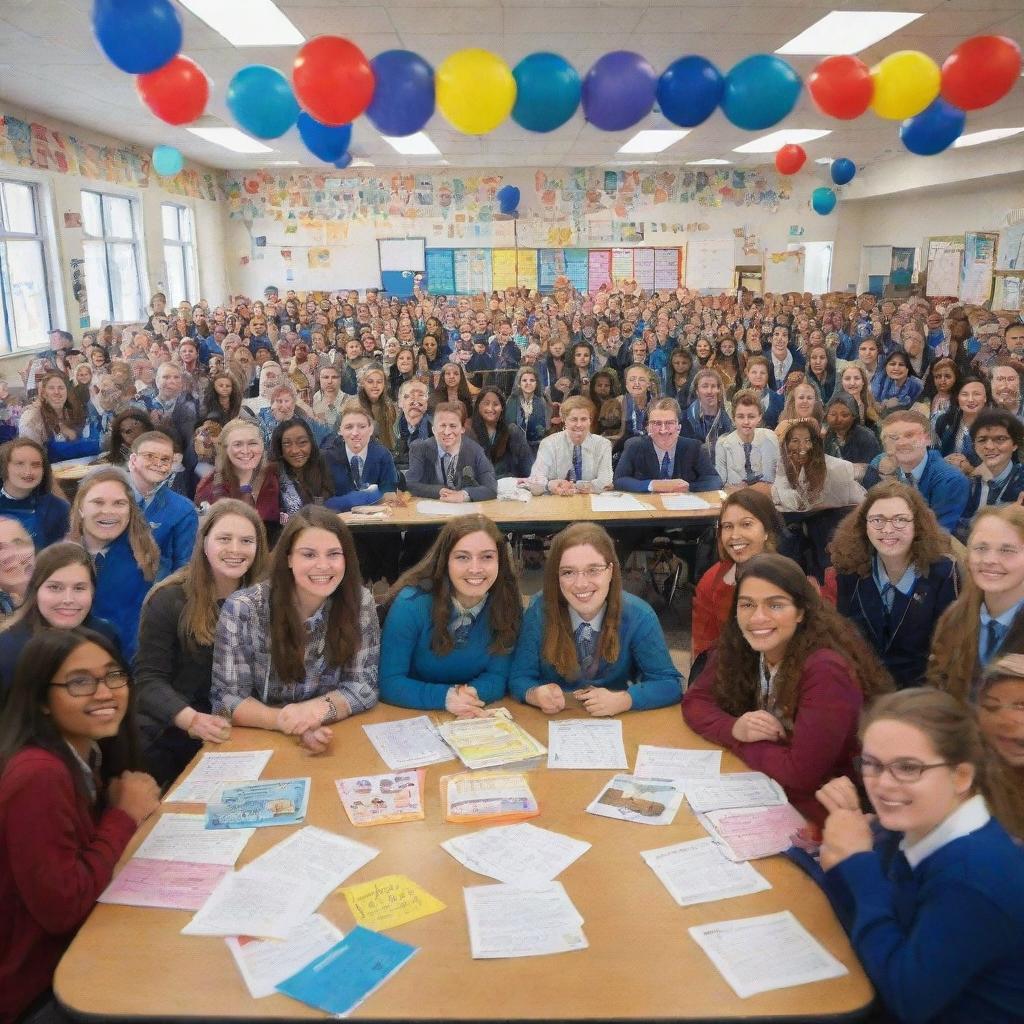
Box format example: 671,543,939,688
0,439,69,549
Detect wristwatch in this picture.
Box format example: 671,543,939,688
321,694,339,726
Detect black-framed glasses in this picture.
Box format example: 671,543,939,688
50,670,129,697
854,754,952,783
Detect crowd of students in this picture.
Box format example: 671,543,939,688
1,278,1024,1023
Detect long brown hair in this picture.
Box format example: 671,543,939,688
0,542,95,634
212,418,271,499
68,468,160,581
779,420,828,504
0,437,65,501
383,514,522,655
715,488,784,562
357,367,398,449
713,553,892,719
542,523,623,679
830,480,951,578
146,500,269,648
36,370,86,436
269,506,365,684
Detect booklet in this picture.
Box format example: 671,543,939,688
586,774,687,826
699,803,808,862
205,778,310,830
442,771,539,824
336,770,425,827
437,710,546,770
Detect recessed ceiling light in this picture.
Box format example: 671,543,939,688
617,130,690,154
381,133,441,156
776,11,922,56
177,0,303,46
269,160,301,166
687,159,732,165
186,126,274,154
733,129,831,154
349,159,375,168
814,157,834,165
952,127,1024,148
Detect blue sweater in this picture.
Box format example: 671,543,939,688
509,591,681,710
379,587,510,710
824,820,1024,1023
91,532,161,662
139,483,198,576
0,490,69,549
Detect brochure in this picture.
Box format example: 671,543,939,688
437,709,546,769
205,778,310,830
442,771,539,824
336,770,425,827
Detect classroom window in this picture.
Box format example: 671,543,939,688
161,203,199,306
0,179,55,351
81,189,145,325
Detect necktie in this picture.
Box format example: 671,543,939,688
879,580,896,614
742,442,755,483
985,619,1007,663
660,451,671,479
575,621,596,670
572,444,583,483
94,552,105,573
451,612,473,647
350,455,362,489
444,453,458,488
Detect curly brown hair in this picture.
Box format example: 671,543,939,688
713,553,893,719
830,481,951,578
778,421,828,505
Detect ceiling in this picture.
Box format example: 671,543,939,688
0,0,1022,176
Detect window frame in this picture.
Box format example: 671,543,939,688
160,201,199,306
81,186,147,326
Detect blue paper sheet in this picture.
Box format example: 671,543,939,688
205,778,310,830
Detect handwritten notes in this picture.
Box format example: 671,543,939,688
343,875,446,931
548,719,627,770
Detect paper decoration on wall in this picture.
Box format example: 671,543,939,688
64,211,82,228
996,223,1024,271
925,236,965,297
308,247,332,269
960,231,998,305
890,246,915,288
654,248,683,289
453,249,491,293
994,274,1023,312
588,249,612,290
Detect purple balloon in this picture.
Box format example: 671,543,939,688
582,51,657,131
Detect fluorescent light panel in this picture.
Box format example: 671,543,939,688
177,0,304,46
186,127,274,154
381,133,441,155
687,159,732,165
617,130,690,154
776,11,922,56
815,157,834,165
733,129,831,154
952,127,1024,148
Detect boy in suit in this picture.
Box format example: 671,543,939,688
405,402,497,503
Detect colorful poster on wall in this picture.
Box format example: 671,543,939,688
654,248,682,289
633,248,655,291
925,236,964,298
425,249,455,293
307,247,331,269
538,249,565,291
588,249,612,291
997,224,1024,271
564,249,589,293
516,248,538,292
890,247,915,288
994,274,1024,312
960,231,998,305
611,247,634,283
453,249,492,294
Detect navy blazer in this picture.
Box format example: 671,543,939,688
614,435,723,493
761,390,785,429
863,450,970,534
957,462,1024,541
767,347,806,391
321,436,398,512
405,436,497,501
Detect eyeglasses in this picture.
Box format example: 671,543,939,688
137,451,173,468
978,698,1024,718
558,564,611,582
50,669,129,697
866,514,914,531
854,754,952,783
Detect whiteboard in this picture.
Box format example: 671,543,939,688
684,238,734,290
378,237,426,272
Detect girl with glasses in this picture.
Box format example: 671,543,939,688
809,688,1024,1023
509,523,680,717
831,482,959,689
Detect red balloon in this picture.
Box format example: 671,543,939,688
136,55,209,125
807,55,873,119
774,144,806,175
293,35,375,126
942,35,1021,111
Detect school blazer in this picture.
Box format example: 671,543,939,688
405,437,497,501
767,348,806,391
614,435,723,493
321,436,398,512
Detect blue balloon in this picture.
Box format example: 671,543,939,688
721,55,802,131
367,50,435,137
497,185,520,215
298,113,352,163
227,65,299,140
831,158,857,185
657,56,723,128
899,99,966,156
334,154,353,169
512,53,581,133
93,0,182,74
152,145,182,177
812,186,837,215
582,51,657,131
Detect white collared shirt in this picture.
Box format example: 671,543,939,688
568,605,607,635
529,432,614,491
902,794,990,869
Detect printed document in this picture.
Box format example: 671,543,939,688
165,750,273,803
641,838,771,906
548,719,627,770
442,821,590,886
634,745,722,780
363,715,454,771
464,882,587,958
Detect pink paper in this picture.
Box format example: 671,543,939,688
705,804,807,861
99,859,231,910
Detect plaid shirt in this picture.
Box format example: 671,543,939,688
211,580,379,718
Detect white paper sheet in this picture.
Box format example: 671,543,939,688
689,911,848,998
239,826,378,905
464,883,587,959
661,493,714,511
591,493,653,513
165,750,273,804
585,774,687,826
415,500,476,517
641,838,771,906
226,915,344,999
363,716,455,771
442,822,590,886
133,813,254,865
684,772,787,813
547,719,627,770
634,746,722,781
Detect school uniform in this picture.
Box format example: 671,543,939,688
957,462,1024,539
680,400,734,459
863,449,970,534
772,455,865,512
393,413,432,472
529,431,613,492
0,489,69,549
321,436,397,512
89,531,161,663
134,480,198,577
767,347,806,391
466,423,534,479
715,429,780,487
823,426,881,465
505,394,550,451
405,437,497,502
615,435,722,492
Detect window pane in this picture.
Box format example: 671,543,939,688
109,242,142,321
179,208,192,243
161,204,179,241
185,243,199,304
83,239,111,324
81,191,102,237
2,182,37,235
103,195,134,239
164,243,185,307
5,240,51,346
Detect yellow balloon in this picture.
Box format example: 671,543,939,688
436,48,516,135
870,50,940,120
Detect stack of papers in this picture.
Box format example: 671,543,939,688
689,911,848,997
661,493,713,511
99,813,253,911
206,778,310,829
641,838,771,907
165,750,273,803
684,772,787,813
699,804,808,862
586,774,687,826
442,822,590,885
342,875,446,931
591,493,653,513
437,709,546,769
634,745,722,780
464,882,587,958
547,719,628,770
336,770,425,827
442,771,539,824
363,716,454,771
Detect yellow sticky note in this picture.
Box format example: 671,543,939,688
342,874,446,931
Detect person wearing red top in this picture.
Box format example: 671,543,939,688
683,553,892,825
0,627,158,1023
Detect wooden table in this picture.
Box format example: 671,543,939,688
55,702,873,1022
53,461,96,483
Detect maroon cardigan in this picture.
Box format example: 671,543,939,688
195,462,281,530
682,647,863,825
0,747,136,1023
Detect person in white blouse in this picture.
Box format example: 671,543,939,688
527,396,613,495
717,389,779,495
772,421,865,512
